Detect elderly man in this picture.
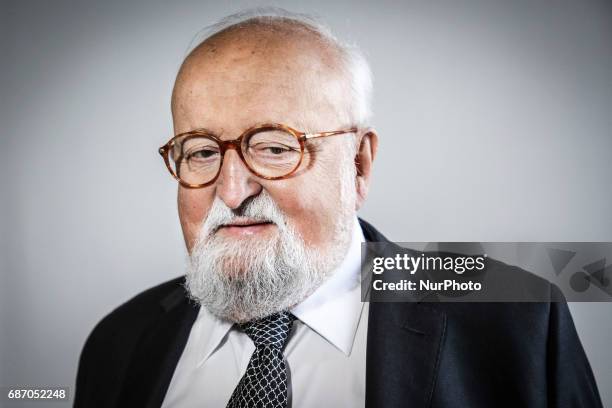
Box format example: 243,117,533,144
74,10,602,408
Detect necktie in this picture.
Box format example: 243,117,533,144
226,311,296,408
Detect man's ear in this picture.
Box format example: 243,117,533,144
354,128,378,210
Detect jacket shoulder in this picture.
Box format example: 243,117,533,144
85,276,186,347
74,276,188,407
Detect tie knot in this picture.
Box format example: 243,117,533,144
239,311,296,348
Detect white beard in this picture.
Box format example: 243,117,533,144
185,156,357,323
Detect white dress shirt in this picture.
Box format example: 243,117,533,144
162,217,368,408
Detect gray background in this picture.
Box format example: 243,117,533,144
1,0,611,406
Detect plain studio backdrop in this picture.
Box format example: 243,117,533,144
1,0,611,406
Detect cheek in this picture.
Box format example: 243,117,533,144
267,164,346,247
177,187,215,251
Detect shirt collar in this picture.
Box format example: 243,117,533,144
195,217,365,365
195,308,233,368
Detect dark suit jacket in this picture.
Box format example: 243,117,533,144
74,219,603,407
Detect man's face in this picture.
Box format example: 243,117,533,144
173,31,356,258
171,28,362,321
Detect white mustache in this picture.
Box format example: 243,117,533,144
201,191,286,238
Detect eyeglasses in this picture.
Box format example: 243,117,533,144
159,123,357,189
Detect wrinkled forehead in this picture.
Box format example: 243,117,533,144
171,24,352,135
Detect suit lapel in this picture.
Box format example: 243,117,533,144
365,301,446,407
117,285,200,408
360,219,447,408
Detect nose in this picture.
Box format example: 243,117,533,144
215,148,262,209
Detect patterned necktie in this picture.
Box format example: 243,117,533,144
226,311,296,408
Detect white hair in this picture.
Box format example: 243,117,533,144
187,7,373,127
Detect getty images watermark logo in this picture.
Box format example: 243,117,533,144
371,253,487,292
362,242,612,302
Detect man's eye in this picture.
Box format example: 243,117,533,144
266,146,289,155
251,143,296,155
188,149,218,159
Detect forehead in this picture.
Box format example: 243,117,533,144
172,26,350,135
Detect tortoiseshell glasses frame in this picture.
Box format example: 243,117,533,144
158,123,357,189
